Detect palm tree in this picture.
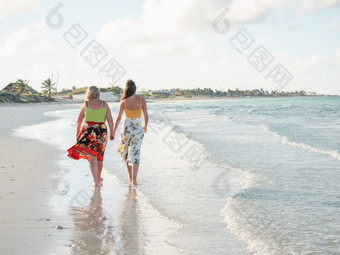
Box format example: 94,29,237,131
14,79,29,95
41,78,57,97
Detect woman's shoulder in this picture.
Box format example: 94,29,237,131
136,95,145,101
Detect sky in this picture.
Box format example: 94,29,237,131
0,0,339,94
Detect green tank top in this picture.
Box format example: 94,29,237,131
84,101,107,123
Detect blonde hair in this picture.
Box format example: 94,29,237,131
85,86,101,100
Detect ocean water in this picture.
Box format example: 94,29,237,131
14,97,340,254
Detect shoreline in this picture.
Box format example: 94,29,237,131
1,95,338,107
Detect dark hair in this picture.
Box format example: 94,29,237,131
121,79,136,101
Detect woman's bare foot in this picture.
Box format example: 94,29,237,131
91,182,101,187
100,177,103,183
132,181,138,186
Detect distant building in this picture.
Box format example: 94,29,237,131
137,90,148,94
149,90,160,95
58,89,72,95
149,90,175,96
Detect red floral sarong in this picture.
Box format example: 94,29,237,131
67,122,108,161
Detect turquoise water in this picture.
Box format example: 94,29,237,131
14,97,340,254
140,97,340,254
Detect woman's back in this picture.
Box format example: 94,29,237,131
124,95,142,111
87,99,105,110
123,95,142,118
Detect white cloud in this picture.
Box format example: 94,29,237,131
0,27,40,57
0,23,50,58
299,0,340,12
334,48,340,65
32,21,48,30
96,0,318,54
228,0,295,25
227,0,340,24
101,0,298,46
326,17,340,29
291,54,324,69
96,0,340,54
0,0,41,19
96,0,296,59
305,54,324,67
97,0,220,44
57,62,71,70
96,0,217,58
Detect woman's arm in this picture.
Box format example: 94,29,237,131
112,101,124,139
142,98,148,133
76,103,85,139
105,102,114,140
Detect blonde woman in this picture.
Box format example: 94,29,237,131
113,80,148,185
68,86,114,187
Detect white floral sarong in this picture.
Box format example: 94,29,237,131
118,118,144,165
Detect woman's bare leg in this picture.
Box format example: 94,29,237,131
89,155,99,186
125,162,133,182
97,160,103,183
132,164,139,185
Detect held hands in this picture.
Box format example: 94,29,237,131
143,126,147,133
110,133,115,140
110,129,115,140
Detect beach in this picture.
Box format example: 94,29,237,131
0,104,70,254
0,103,184,255
1,97,339,255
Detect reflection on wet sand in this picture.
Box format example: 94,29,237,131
68,182,180,255
117,185,146,255
69,188,114,255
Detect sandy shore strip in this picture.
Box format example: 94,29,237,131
0,103,181,255
0,103,76,254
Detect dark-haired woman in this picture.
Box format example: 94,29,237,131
113,80,148,185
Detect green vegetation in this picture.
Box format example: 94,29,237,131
59,86,123,96
0,77,56,103
137,92,162,98
107,86,123,95
137,92,151,98
0,92,23,103
71,87,88,95
14,79,30,95
0,79,331,104
169,88,312,98
139,88,318,99
0,92,55,103
41,78,57,97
